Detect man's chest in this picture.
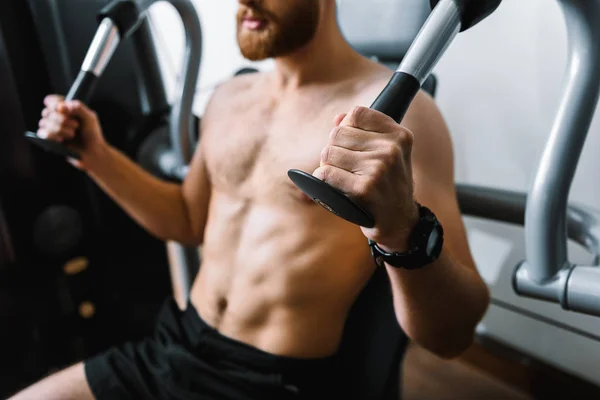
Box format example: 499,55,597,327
203,100,347,202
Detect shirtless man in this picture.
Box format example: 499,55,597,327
12,0,490,399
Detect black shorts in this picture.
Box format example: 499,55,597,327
84,298,339,400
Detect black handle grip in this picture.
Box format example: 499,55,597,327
65,70,99,102
23,70,97,159
370,71,421,123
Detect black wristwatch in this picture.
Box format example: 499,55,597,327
369,203,444,269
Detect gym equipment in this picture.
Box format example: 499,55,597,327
23,3,137,160
288,0,502,228
511,0,600,316
29,0,202,299
24,0,200,172
0,201,14,269
31,205,84,256
448,0,600,388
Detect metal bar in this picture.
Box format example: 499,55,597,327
524,0,600,283
398,0,461,84
456,184,600,260
456,184,526,226
130,20,170,114
134,0,201,164
565,266,600,316
132,0,202,304
457,183,600,316
81,19,121,77
165,0,202,164
166,241,200,307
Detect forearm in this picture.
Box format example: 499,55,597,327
386,248,490,358
84,144,198,245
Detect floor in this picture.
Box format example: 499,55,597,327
402,343,533,400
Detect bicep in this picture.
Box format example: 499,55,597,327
408,93,477,270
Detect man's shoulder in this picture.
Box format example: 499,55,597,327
203,71,264,116
215,71,261,96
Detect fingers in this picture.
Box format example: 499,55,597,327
41,97,95,124
320,145,373,173
333,113,347,126
329,125,385,152
38,96,95,142
43,110,80,129
64,100,97,124
38,104,79,141
342,106,398,133
313,165,365,198
37,124,76,141
43,95,65,110
313,165,368,202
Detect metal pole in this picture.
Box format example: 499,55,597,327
134,0,202,300
523,0,600,283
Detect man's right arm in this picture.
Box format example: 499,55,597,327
84,141,210,246
38,95,212,246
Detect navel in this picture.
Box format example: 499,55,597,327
217,297,228,314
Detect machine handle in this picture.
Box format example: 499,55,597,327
370,72,421,123
65,71,99,103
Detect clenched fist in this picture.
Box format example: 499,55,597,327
37,95,106,169
313,106,419,251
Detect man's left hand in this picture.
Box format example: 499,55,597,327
313,106,419,252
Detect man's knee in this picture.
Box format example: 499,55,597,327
9,362,94,400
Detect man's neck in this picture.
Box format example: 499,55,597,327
271,15,367,90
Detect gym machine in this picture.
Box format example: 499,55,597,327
511,0,600,316
24,0,203,304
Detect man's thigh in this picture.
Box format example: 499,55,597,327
9,363,94,400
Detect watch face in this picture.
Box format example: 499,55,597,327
425,224,444,258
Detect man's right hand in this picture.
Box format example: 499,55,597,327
37,94,107,169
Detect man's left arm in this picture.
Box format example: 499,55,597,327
314,93,490,359
382,93,490,359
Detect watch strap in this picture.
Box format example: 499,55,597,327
369,204,444,269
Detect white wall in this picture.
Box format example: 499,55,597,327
434,0,600,209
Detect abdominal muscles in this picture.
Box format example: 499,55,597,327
190,190,375,358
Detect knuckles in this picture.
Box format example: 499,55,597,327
320,145,332,164
383,143,401,164
352,176,375,201
329,126,342,142
379,128,413,164
316,165,334,183
346,106,371,127
396,127,414,148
